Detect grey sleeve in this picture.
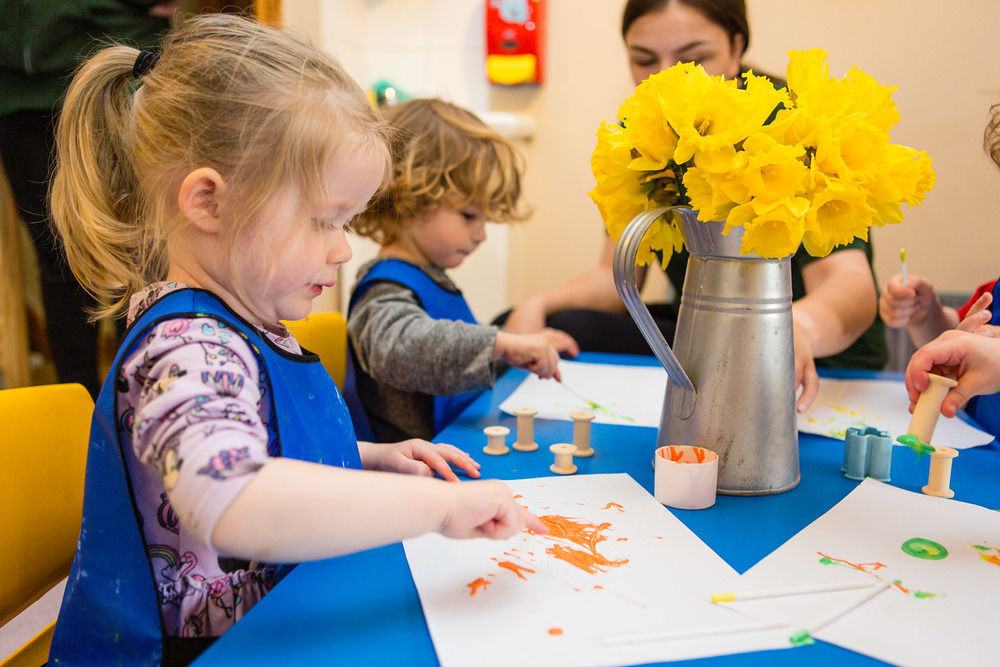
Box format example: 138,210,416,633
348,282,499,395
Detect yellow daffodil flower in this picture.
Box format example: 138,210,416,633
590,52,934,264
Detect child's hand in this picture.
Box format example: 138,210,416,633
905,329,1000,418
879,273,937,328
792,318,819,412
955,291,999,337
541,327,580,358
359,440,481,481
440,479,548,539
494,330,563,381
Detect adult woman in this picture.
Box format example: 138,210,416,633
503,0,886,411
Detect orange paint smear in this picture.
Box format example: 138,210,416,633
513,494,523,500
601,502,625,512
660,445,715,463
594,585,604,590
497,560,536,580
892,579,909,594
539,514,629,574
548,627,563,636
818,551,886,574
616,537,628,542
540,515,611,552
979,552,1000,567
467,577,491,596
547,543,629,574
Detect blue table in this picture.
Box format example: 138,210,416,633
195,352,1000,665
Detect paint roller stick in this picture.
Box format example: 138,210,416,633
711,579,877,603
603,619,789,646
900,248,908,287
788,580,891,646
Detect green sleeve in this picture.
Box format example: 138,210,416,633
793,237,888,370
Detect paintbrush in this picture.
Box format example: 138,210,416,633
557,379,599,409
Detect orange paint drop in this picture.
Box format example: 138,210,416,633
513,494,523,500
497,560,536,580
548,627,563,636
601,502,625,512
467,577,491,596
594,585,604,590
616,537,628,542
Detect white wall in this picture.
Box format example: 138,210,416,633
285,0,512,322
744,0,1000,294
288,0,1000,318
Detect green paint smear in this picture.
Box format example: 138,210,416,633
901,537,948,560
972,544,989,551
913,591,940,599
586,401,636,423
896,434,934,457
788,629,814,646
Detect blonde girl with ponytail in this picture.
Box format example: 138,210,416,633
49,14,544,666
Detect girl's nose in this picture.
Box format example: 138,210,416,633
329,235,352,264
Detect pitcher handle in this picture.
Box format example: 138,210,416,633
612,206,697,402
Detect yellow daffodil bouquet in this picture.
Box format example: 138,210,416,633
590,49,935,265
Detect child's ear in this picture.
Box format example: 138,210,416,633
178,167,227,233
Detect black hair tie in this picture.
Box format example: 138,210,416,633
133,50,160,78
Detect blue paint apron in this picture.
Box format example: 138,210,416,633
964,279,1000,440
50,288,360,665
348,259,481,436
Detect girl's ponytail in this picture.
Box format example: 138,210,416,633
51,46,152,319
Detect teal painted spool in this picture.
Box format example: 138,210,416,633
842,427,892,482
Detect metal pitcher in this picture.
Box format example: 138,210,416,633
613,206,800,495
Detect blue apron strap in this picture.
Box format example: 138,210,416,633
52,288,361,665
349,259,483,435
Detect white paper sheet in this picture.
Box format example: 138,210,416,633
403,474,792,667
729,479,1000,665
797,376,993,448
499,361,667,426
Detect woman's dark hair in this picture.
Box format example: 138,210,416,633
621,0,750,56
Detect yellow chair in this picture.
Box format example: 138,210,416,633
284,311,348,388
0,383,92,667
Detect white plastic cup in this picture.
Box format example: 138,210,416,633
654,445,719,510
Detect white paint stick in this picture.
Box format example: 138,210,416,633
711,579,877,603
603,619,788,646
